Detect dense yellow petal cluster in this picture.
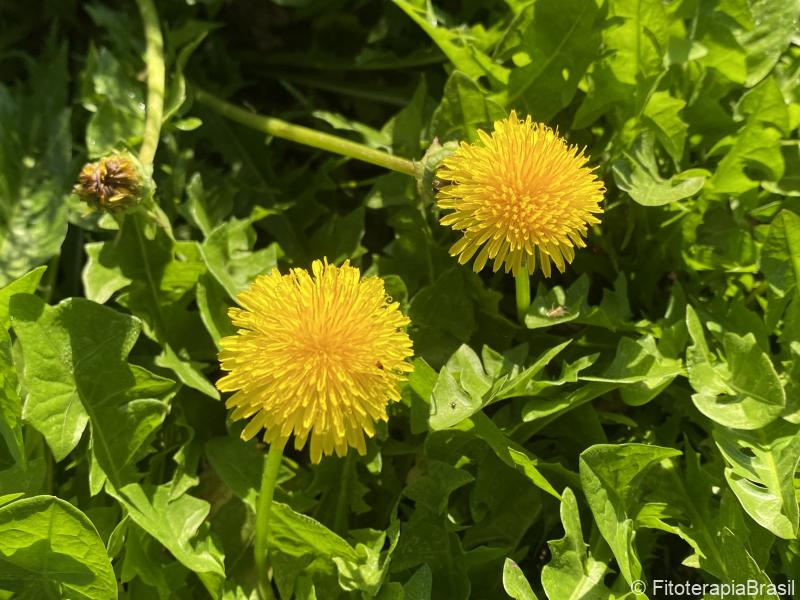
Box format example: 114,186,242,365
436,112,605,276
217,260,413,463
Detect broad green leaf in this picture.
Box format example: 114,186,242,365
759,209,800,297
269,502,360,563
603,0,669,86
10,295,172,488
430,71,506,143
165,413,202,502
195,273,236,347
205,436,265,509
407,356,437,434
736,72,791,130
0,495,116,599
107,483,225,594
581,336,682,406
521,380,611,425
82,242,132,305
709,77,788,194
119,524,189,599
154,345,219,403
685,306,785,429
464,450,543,551
696,8,748,84
683,202,759,272
642,91,688,164
612,136,705,206
308,206,365,264
183,173,235,239
736,0,800,87
495,0,601,121
163,21,213,123
525,274,637,332
0,44,70,286
524,278,585,329
429,345,491,430
579,274,634,331
574,0,669,123
714,421,800,539
491,341,572,400
470,412,562,500
333,523,400,595
83,213,218,398
81,46,144,157
502,558,538,600
390,1,508,87
391,77,430,159
0,458,46,499
579,444,681,585
541,488,612,600
0,267,45,464
429,341,570,430
0,330,22,466
402,459,474,514
0,493,23,508
393,511,470,600
403,565,432,599
408,268,476,366
205,436,359,565
640,446,779,585
0,266,45,330
763,141,800,196
202,209,280,300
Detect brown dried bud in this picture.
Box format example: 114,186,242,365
75,154,143,211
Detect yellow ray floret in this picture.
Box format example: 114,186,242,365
436,111,605,277
217,259,413,463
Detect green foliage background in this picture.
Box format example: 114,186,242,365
1,0,800,598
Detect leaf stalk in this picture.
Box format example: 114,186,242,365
136,0,165,167
515,269,531,324
194,88,417,177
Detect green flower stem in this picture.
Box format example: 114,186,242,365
515,269,531,324
136,0,165,167
194,88,417,177
333,453,354,534
254,438,287,600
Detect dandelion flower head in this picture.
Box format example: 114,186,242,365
217,260,413,463
436,111,604,277
75,153,142,211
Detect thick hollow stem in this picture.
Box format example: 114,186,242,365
515,269,531,324
195,88,417,177
136,0,165,167
254,438,287,600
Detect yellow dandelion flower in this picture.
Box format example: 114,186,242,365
436,111,605,277
217,260,414,463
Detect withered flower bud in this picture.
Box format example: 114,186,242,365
75,153,144,212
